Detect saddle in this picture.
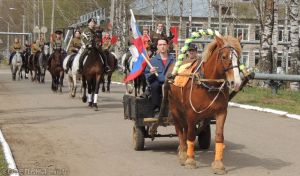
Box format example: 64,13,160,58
173,59,199,88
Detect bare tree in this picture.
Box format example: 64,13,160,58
272,0,279,73
289,0,299,75
282,0,290,73
252,0,274,73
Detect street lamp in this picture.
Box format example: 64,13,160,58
0,17,10,60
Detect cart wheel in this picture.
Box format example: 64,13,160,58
133,125,145,151
197,124,211,149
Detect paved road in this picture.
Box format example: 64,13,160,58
0,67,300,176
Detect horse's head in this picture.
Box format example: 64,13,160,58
43,44,50,56
214,35,242,91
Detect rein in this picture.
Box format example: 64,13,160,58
187,60,227,114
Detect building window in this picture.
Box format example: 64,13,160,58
234,25,249,41
211,24,228,35
278,26,291,42
255,26,260,40
241,51,249,66
254,52,260,66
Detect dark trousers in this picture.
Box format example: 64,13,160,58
9,52,16,64
150,81,163,108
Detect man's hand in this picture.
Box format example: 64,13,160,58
150,67,157,74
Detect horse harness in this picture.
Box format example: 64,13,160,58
175,46,240,114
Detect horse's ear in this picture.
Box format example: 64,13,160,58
237,34,242,42
215,35,224,47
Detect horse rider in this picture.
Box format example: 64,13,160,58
78,18,108,74
9,38,22,65
144,36,174,117
48,30,65,70
142,27,151,53
102,32,112,72
150,22,167,57
31,39,41,65
65,30,82,73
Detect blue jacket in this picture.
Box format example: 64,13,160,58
144,53,174,84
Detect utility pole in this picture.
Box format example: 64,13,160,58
22,15,25,46
50,0,55,53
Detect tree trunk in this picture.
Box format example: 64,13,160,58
289,0,299,75
282,0,290,73
258,0,274,73
272,0,279,73
289,0,299,90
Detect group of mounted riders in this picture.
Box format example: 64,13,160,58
8,17,115,80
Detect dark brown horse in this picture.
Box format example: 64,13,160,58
81,47,105,111
101,51,118,92
49,49,64,92
165,35,242,173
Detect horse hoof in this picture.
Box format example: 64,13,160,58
184,158,197,169
93,103,99,111
88,102,93,108
211,160,226,175
82,96,87,103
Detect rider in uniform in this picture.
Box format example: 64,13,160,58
65,30,82,72
9,38,22,65
48,30,65,70
78,18,109,73
31,39,41,65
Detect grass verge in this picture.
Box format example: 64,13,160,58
231,86,300,115
0,145,8,176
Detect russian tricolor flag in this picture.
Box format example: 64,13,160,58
124,10,148,83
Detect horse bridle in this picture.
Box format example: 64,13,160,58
218,45,240,73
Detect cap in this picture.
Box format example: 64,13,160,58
87,18,96,24
55,30,63,35
188,43,197,51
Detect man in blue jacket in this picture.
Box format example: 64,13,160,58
144,36,174,115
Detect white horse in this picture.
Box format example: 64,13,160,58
11,51,23,81
63,47,84,97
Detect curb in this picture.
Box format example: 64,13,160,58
0,129,19,176
111,82,300,120
229,102,300,120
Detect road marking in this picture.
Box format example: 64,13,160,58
0,129,19,176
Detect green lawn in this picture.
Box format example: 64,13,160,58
231,86,300,115
0,146,8,176
111,71,124,83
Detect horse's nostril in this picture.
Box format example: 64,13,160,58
230,81,234,85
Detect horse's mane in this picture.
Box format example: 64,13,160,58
202,35,241,62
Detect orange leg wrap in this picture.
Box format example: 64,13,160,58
187,140,195,158
215,143,225,161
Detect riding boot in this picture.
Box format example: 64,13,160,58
104,50,111,72
78,49,88,74
47,54,52,70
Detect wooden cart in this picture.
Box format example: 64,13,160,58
123,94,213,151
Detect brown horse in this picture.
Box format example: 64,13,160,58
165,35,242,173
100,51,118,92
49,49,64,92
81,47,105,111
